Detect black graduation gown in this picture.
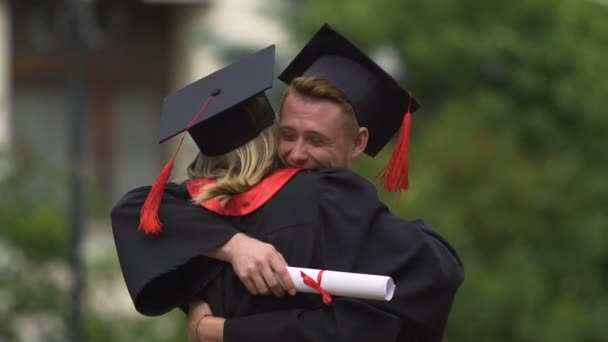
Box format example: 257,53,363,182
111,168,464,342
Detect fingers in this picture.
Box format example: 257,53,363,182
240,266,286,297
230,237,297,297
251,271,270,295
237,264,269,295
241,276,258,295
271,256,296,296
261,263,286,297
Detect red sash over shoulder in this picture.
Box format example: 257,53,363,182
186,167,301,216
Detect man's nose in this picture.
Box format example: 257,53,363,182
287,140,309,165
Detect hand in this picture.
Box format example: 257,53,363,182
211,233,296,297
187,299,213,342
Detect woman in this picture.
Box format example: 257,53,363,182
112,45,300,316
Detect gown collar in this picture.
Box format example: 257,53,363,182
186,167,301,216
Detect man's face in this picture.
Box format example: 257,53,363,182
278,92,365,169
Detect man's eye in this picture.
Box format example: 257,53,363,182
280,132,296,141
309,137,326,146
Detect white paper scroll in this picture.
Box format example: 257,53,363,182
284,266,395,301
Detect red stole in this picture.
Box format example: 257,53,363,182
186,167,301,216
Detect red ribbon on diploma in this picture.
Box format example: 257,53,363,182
300,270,333,305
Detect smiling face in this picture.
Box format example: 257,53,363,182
277,78,368,169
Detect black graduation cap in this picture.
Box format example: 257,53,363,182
159,44,276,156
139,45,277,236
278,24,419,191
279,24,419,157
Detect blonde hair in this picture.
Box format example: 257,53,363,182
281,76,359,137
187,99,281,206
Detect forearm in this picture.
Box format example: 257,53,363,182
204,233,247,262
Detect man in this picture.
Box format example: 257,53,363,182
197,22,423,297
112,24,463,342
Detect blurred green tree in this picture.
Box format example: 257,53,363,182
0,151,187,341
284,0,608,341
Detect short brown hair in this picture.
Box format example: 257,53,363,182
280,76,359,137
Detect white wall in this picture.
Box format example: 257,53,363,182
110,86,164,203
11,81,71,162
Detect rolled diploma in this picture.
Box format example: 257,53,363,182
285,266,395,301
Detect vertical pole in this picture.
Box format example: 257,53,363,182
0,0,11,178
67,0,86,340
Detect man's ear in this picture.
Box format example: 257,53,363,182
351,127,369,159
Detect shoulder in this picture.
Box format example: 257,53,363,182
319,168,378,193
288,168,376,190
111,182,188,217
259,168,380,219
284,168,381,211
124,182,188,201
296,168,379,197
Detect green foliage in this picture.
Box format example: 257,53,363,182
0,250,189,341
0,158,69,261
0,145,110,261
293,0,608,341
84,309,188,342
0,153,188,341
0,203,68,261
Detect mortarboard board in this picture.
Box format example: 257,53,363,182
140,45,277,235
159,44,276,156
278,23,419,191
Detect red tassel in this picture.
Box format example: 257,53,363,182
137,95,216,236
139,158,175,235
378,111,412,191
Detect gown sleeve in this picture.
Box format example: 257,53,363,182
110,183,238,316
224,168,465,342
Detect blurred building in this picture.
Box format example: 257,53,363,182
0,1,288,339
0,0,287,204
